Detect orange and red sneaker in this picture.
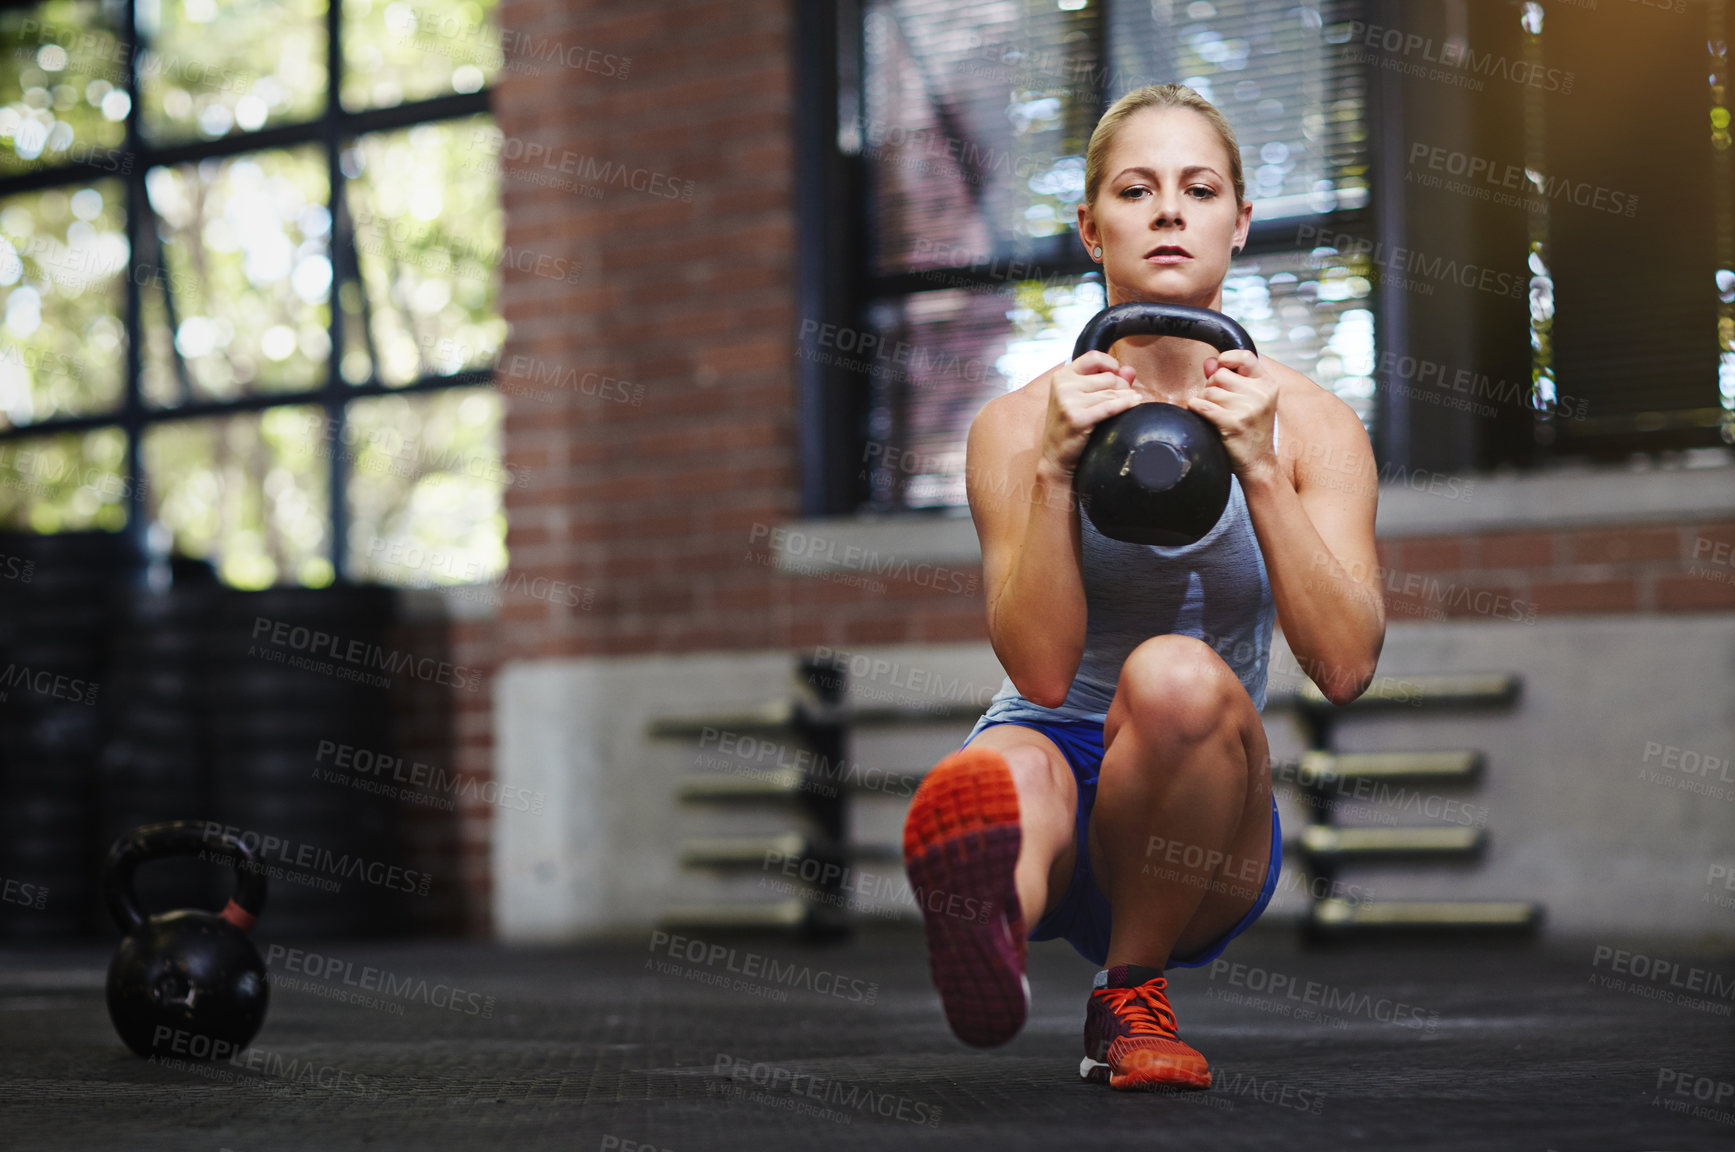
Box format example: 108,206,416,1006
1079,964,1212,1090
901,747,1028,1048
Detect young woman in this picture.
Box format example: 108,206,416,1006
901,83,1385,1091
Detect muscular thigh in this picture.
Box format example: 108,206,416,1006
965,724,1080,922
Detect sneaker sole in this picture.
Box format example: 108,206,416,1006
903,748,1028,1048
1082,1054,1212,1091
1110,1068,1213,1091
1108,1048,1212,1092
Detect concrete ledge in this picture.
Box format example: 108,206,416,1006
1374,456,1735,537
775,457,1735,570
771,509,976,574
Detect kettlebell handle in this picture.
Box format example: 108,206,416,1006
1070,302,1258,362
105,821,268,935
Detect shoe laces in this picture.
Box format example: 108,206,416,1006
1097,980,1178,1039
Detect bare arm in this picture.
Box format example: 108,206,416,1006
967,402,1085,708
1240,391,1385,704
967,355,1141,707
1190,351,1384,706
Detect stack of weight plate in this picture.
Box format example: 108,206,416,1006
97,562,222,919
203,585,404,937
0,531,132,939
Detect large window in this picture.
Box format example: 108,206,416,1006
1515,0,1730,457
843,0,1371,513
0,0,506,588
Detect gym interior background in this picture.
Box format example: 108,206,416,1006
0,0,1731,1148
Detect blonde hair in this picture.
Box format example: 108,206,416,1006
1083,83,1245,207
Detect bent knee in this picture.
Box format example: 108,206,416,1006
972,737,1075,829
999,742,1071,803
1114,635,1246,744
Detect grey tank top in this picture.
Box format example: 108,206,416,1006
980,419,1279,725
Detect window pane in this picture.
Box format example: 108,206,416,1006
340,116,503,387
137,0,326,141
1227,247,1375,426
343,0,500,111
345,387,505,586
0,181,127,427
862,0,1104,274
141,147,331,406
142,406,332,588
0,0,129,175
863,281,1039,511
1107,0,1368,220
0,425,128,530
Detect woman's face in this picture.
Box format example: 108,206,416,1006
1078,106,1252,307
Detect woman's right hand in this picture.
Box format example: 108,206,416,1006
1039,350,1144,479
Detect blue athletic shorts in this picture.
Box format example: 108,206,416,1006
959,715,1281,970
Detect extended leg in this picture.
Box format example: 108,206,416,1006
903,725,1077,1047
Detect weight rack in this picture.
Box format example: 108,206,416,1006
647,656,978,937
1269,672,1544,936
649,659,1545,940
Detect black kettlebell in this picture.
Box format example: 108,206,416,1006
1070,302,1257,547
105,821,269,1061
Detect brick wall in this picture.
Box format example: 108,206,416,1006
487,0,1000,659
1374,520,1735,620
493,0,804,661
387,605,499,937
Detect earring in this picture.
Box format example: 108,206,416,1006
1093,246,1103,260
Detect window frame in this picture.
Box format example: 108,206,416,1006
0,0,497,577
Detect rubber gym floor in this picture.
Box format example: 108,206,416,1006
2,924,1731,1152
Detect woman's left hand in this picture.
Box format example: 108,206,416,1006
1188,349,1281,485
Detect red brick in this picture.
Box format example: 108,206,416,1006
610,512,696,539
623,69,789,117
499,598,550,623
1656,572,1735,610
918,610,991,645
1530,579,1639,614
844,616,920,645
1383,593,1440,623
706,575,772,605
1399,537,1467,571
1566,526,1682,565
506,523,555,549
1686,522,1735,565
598,554,665,579
1475,531,1555,568
509,445,553,472
512,483,587,508
1441,583,1533,622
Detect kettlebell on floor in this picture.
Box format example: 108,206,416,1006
104,820,270,1061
